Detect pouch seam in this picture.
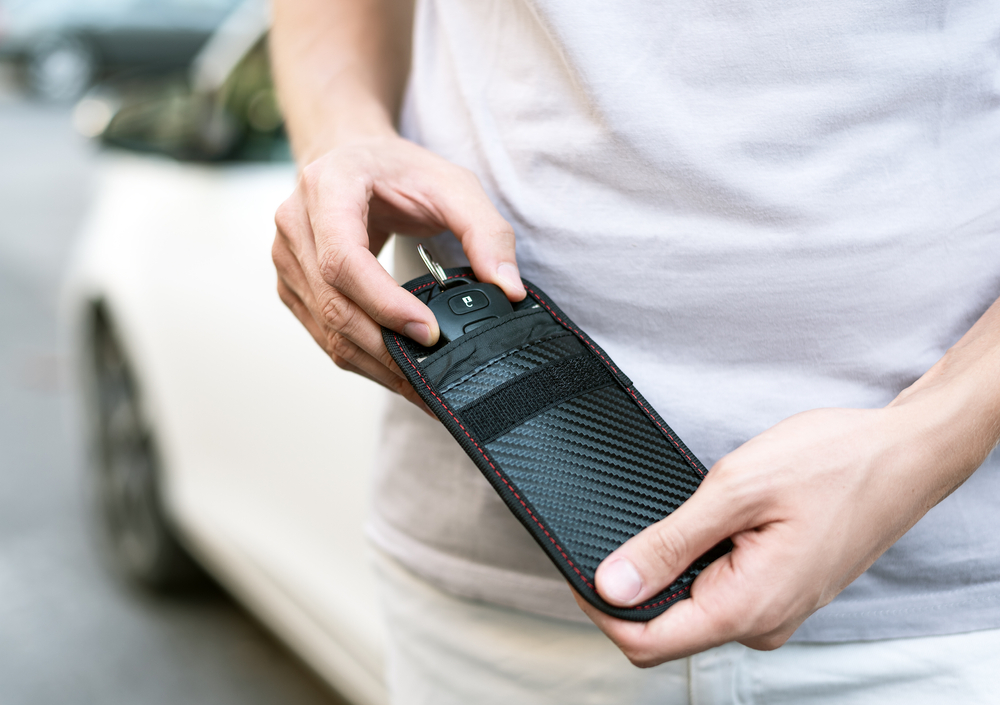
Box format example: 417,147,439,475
389,329,695,616
388,271,708,616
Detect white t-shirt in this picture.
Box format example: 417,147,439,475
368,0,1000,639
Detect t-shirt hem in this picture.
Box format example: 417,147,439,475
790,583,1000,642
369,517,1000,641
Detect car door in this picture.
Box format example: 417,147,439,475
74,33,388,702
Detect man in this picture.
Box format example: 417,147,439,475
270,0,1000,702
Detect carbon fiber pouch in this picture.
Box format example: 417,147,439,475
382,268,729,621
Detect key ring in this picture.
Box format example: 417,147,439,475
417,243,450,290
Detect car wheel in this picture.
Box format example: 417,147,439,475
28,35,95,102
89,308,203,590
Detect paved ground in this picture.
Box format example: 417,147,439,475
0,70,348,705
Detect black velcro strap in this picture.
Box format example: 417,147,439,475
458,353,614,443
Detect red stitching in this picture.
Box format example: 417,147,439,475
522,287,622,376
393,331,596,590
636,584,690,610
396,277,697,610
523,286,705,479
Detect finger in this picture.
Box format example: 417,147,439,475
326,347,433,415
335,354,434,416
295,167,441,346
278,276,432,414
313,285,418,375
276,274,333,354
420,165,526,301
570,587,655,661
595,474,752,608
277,275,406,386
588,527,810,666
275,208,419,376
357,145,524,301
578,552,756,667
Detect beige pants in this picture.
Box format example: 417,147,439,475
373,549,1000,705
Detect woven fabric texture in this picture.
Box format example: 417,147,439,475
486,385,703,580
383,269,720,620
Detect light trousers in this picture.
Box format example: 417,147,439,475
373,549,1000,704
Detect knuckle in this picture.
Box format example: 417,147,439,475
745,630,791,652
621,645,658,669
271,235,291,270
757,634,790,651
327,332,355,362
648,526,688,570
317,248,349,288
320,291,355,331
393,377,418,400
276,281,293,308
330,353,352,371
365,295,396,328
749,603,789,637
376,345,398,371
606,629,661,669
274,198,295,233
299,161,324,193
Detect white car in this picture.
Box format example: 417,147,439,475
64,18,396,705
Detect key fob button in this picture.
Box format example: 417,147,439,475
425,280,515,343
463,317,498,334
448,290,489,315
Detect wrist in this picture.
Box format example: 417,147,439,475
882,357,999,507
293,99,399,167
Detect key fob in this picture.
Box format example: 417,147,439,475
416,243,516,343
427,280,514,343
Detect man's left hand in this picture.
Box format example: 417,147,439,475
576,383,996,666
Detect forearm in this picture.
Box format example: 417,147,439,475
270,0,414,165
886,294,1000,508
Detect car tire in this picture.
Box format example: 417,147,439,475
27,35,96,102
88,308,204,591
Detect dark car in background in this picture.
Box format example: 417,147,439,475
0,0,241,100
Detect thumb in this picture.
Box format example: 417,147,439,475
595,481,740,607
427,168,526,302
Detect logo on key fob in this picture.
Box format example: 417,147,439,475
417,244,515,343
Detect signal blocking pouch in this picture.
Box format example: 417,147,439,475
382,268,728,621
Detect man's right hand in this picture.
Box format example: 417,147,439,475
272,135,526,409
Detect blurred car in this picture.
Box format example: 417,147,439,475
64,9,396,705
0,0,241,100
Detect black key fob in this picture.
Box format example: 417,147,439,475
427,280,514,342
416,244,515,343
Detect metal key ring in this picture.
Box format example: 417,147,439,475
417,243,450,290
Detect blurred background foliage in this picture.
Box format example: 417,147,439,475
0,0,287,161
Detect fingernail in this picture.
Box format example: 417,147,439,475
601,558,643,605
496,262,525,297
403,322,432,346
